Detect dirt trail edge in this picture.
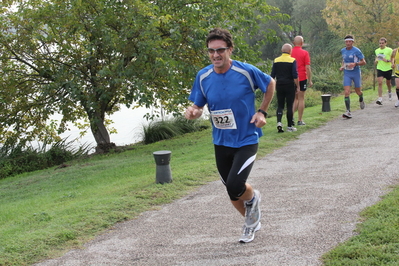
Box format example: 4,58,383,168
35,98,399,266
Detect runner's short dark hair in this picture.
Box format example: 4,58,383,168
206,28,234,48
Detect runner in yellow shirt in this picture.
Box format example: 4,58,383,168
375,37,393,105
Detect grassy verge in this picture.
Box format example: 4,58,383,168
0,86,392,266
0,129,219,265
322,188,399,265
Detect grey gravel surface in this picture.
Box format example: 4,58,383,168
35,96,399,266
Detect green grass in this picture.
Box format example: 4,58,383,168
0,86,393,266
322,188,399,265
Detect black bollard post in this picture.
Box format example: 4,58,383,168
321,94,331,112
153,150,172,184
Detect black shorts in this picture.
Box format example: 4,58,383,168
214,144,258,201
299,80,308,91
377,69,392,80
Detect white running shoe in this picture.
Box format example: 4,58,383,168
277,122,284,133
376,98,383,105
245,189,261,228
360,100,365,109
389,92,392,101
287,126,297,132
239,222,261,243
342,110,352,118
395,101,399,108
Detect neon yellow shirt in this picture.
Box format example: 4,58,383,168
375,47,393,71
395,48,399,75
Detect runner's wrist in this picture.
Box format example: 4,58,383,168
257,109,268,118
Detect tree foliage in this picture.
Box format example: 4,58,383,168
292,0,327,41
261,0,331,60
323,0,399,45
0,0,282,151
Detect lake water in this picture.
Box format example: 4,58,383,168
56,106,153,152
47,105,206,153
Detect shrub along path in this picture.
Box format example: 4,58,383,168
35,95,399,266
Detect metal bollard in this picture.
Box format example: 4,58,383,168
321,94,331,112
153,150,172,184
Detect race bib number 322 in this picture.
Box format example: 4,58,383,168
210,109,237,130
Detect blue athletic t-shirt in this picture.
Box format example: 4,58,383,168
188,60,272,148
341,46,364,74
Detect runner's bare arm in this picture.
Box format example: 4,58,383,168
391,49,397,69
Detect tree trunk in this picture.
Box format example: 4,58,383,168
89,111,116,153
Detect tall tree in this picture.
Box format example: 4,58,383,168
0,0,281,151
261,0,329,60
323,0,399,45
292,0,328,41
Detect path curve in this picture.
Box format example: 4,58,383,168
35,96,399,266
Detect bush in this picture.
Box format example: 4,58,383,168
312,76,342,95
0,139,90,179
142,116,210,145
305,88,323,107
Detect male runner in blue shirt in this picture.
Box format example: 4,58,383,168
185,28,275,243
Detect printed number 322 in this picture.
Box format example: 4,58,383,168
214,116,229,124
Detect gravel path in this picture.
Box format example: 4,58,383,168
35,95,399,266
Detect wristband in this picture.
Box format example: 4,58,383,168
257,109,268,118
